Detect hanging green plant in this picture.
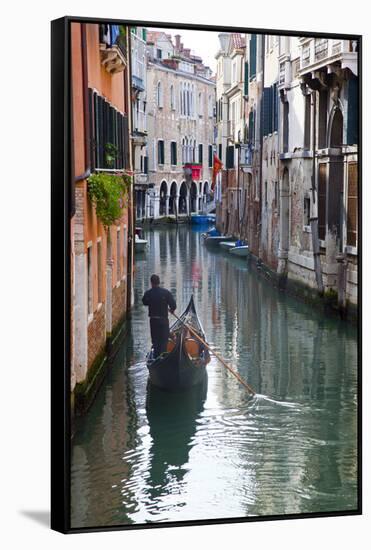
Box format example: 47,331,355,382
88,172,131,228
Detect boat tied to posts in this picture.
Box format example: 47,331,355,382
146,296,210,392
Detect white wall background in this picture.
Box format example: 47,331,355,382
0,0,369,548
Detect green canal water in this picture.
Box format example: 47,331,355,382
71,226,358,528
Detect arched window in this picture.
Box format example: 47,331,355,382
198,92,202,117
180,84,183,115
157,82,163,108
182,138,185,163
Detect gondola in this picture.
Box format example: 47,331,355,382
146,296,210,392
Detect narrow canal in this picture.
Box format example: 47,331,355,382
71,226,358,529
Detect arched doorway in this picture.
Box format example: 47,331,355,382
179,181,188,214
159,181,167,216
203,181,209,211
328,107,344,246
169,181,177,215
190,181,198,213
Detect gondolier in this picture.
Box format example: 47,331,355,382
142,275,176,358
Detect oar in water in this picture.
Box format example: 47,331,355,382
170,310,255,396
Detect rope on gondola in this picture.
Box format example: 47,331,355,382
170,310,255,396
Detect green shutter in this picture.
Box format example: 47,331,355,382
244,61,249,96
347,77,358,145
249,35,257,80
248,111,254,143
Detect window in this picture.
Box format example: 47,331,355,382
218,143,222,162
170,141,177,166
198,143,203,164
208,95,213,118
116,228,121,281
87,244,93,315
208,145,213,168
347,162,358,247
304,196,310,226
198,92,203,116
158,140,165,165
318,89,328,148
170,85,175,110
249,34,257,79
244,62,249,96
283,101,289,153
157,48,162,59
318,163,327,240
97,240,102,304
264,181,268,206
232,61,237,84
226,145,234,169
89,89,129,170
274,182,279,213
157,82,163,108
347,77,358,145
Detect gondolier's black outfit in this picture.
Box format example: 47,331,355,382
142,287,176,358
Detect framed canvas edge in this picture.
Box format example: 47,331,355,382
50,15,362,535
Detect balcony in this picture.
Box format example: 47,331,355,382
298,38,358,77
132,74,145,91
100,25,127,75
132,110,147,144
183,163,203,181
239,144,253,167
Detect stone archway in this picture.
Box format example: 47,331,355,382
169,181,177,215
179,181,188,214
328,107,344,247
190,181,198,213
159,181,168,216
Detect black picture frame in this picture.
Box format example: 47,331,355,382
51,16,362,534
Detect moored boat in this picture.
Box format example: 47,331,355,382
191,214,212,225
146,296,209,392
204,235,234,246
135,233,148,252
219,241,237,250
229,245,250,257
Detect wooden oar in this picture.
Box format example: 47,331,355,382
170,310,256,396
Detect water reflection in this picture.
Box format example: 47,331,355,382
71,226,358,528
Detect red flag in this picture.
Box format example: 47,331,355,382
212,154,223,190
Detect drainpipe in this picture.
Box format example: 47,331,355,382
309,89,324,294
258,35,265,257
75,23,91,184
126,27,135,310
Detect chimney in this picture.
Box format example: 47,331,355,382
175,34,181,51
183,48,191,58
218,33,229,52
180,42,184,52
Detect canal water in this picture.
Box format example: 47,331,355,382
71,226,358,529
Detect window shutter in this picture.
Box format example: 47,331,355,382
249,35,257,79
208,145,213,168
318,163,327,240
347,162,358,246
248,110,255,142
144,155,148,174
263,87,272,136
199,143,203,164
347,77,358,145
226,145,234,169
244,61,249,96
